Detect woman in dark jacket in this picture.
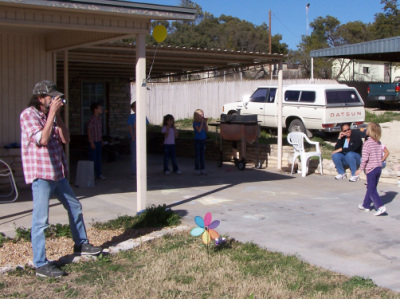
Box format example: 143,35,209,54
332,123,366,182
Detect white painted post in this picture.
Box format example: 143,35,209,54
277,67,283,170
311,57,314,81
136,34,147,213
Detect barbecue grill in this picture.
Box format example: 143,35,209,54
217,114,261,170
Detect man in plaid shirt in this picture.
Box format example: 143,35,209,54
20,80,102,278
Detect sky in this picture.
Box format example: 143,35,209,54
134,0,384,50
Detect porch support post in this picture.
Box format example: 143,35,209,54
277,63,283,170
136,33,147,213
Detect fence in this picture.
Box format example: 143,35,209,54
131,78,338,125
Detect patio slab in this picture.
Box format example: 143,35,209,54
0,154,399,292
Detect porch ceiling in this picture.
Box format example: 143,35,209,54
57,42,285,80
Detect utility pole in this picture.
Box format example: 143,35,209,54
269,10,272,79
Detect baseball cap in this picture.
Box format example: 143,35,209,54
33,80,64,97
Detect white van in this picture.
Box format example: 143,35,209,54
222,84,365,134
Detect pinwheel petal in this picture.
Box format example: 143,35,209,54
209,229,220,240
202,231,211,244
190,227,204,237
194,216,204,228
208,220,220,230
204,212,212,227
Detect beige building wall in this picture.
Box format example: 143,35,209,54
0,32,55,146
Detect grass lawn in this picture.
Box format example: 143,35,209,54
1,230,399,298
1,206,399,298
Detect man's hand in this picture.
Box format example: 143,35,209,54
49,96,64,116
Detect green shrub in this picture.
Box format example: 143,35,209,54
92,205,181,230
0,232,10,247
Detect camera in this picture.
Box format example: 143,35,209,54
52,97,67,104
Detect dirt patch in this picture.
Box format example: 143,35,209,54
0,227,159,269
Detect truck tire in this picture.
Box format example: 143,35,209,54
288,119,306,134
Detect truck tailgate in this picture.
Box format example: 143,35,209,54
325,106,365,125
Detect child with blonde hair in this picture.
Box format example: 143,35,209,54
162,114,182,175
356,122,387,216
193,109,208,175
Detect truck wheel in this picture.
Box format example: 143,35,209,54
288,119,306,134
228,110,238,115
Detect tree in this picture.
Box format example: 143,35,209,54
371,0,400,39
147,1,288,55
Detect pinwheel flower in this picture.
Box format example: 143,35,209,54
190,212,220,244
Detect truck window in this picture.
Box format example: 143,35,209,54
285,90,300,102
326,90,362,105
250,88,268,103
300,91,315,102
268,88,277,102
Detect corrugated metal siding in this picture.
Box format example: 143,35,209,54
0,32,54,146
133,79,337,125
310,36,400,58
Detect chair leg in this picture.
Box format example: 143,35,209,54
301,156,307,177
290,155,297,174
319,157,323,175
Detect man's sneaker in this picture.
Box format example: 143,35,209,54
74,243,102,256
358,204,370,212
194,170,201,175
36,263,65,278
164,170,171,175
201,170,208,175
335,173,347,180
175,170,183,175
374,206,387,216
349,175,360,182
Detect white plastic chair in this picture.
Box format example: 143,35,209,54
287,132,323,177
0,159,18,203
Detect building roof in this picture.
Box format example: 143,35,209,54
310,36,400,62
57,42,285,79
0,0,195,19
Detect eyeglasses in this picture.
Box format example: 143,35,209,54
342,129,350,132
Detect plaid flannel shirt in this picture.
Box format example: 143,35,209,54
88,116,102,143
20,106,68,184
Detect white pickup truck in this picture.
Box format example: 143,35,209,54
222,84,365,134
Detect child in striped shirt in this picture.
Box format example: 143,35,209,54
356,122,387,216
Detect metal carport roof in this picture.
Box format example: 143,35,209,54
310,36,400,62
57,42,285,80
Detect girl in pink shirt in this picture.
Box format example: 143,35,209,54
162,114,182,175
356,122,387,216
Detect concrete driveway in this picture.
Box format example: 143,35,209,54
1,154,399,292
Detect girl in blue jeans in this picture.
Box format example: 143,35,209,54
162,114,182,175
193,109,208,175
356,122,387,216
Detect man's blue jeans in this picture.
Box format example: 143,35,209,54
31,178,88,268
332,151,361,176
164,144,178,172
89,141,102,177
